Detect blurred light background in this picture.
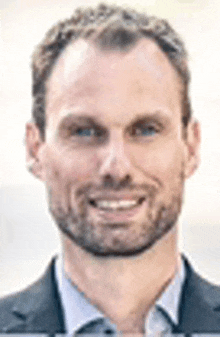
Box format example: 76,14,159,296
1,0,220,296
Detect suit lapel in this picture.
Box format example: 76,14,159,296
174,256,220,333
7,258,65,333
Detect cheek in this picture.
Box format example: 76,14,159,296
69,151,100,183
130,142,185,182
42,147,99,185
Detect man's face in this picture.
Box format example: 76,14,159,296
32,39,199,256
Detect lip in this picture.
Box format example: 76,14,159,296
88,193,146,202
88,197,147,222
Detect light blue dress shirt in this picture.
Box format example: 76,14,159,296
55,256,185,335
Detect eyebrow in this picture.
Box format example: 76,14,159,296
58,115,100,128
58,111,171,129
129,112,171,127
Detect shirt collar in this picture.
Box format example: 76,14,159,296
55,255,185,333
55,256,105,334
155,258,185,325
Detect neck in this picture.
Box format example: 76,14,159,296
61,226,180,333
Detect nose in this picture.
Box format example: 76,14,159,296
99,131,133,186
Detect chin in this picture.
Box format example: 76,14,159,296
57,216,176,258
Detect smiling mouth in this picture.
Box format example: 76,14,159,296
88,197,146,211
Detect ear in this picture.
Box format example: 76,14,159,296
25,122,45,180
183,119,201,179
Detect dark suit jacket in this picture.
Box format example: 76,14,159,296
0,256,220,334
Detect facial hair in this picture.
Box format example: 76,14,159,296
48,172,185,257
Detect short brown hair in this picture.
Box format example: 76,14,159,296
32,3,191,139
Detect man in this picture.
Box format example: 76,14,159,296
0,3,219,335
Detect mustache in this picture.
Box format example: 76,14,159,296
76,181,158,199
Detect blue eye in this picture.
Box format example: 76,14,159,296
72,127,105,140
76,128,95,137
141,127,156,136
133,126,158,137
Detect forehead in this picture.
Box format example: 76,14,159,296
46,38,182,125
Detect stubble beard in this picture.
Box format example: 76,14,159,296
48,174,185,257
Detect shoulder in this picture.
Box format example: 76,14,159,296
0,284,34,331
0,258,65,333
177,256,220,333
0,275,46,331
183,256,220,308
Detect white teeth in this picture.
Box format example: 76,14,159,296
96,200,138,209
